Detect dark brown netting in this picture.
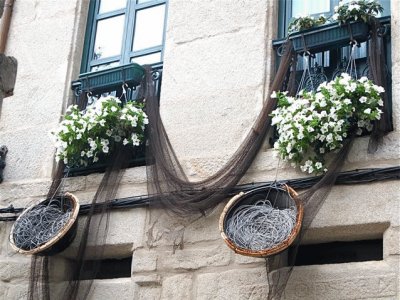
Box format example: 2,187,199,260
26,19,389,299
28,146,130,300
367,17,392,152
145,42,296,216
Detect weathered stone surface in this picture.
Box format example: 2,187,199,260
167,0,268,45
62,208,147,259
132,249,158,273
0,125,57,181
161,26,266,161
157,244,231,271
0,179,50,203
87,278,134,300
161,274,193,299
4,282,29,300
285,261,397,299
0,256,31,283
383,226,400,257
195,267,268,300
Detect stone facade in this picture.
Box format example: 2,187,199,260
0,0,399,299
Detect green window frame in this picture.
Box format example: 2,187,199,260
81,0,168,73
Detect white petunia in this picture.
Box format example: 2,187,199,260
364,108,371,114
359,96,367,103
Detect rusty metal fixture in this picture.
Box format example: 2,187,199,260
0,0,15,54
0,145,8,183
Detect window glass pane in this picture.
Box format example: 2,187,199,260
131,52,162,65
93,15,125,60
292,0,330,17
132,5,166,51
136,0,153,4
99,0,126,14
91,62,120,72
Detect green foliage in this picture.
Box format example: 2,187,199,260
270,73,384,174
333,0,383,25
51,96,148,167
288,15,328,35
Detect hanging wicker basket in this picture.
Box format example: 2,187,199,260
9,192,80,256
219,184,303,258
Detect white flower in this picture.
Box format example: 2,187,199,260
343,98,352,105
271,91,277,98
359,96,367,103
319,147,325,154
81,151,85,157
111,106,118,112
131,133,140,146
106,130,112,136
364,108,371,114
114,135,121,142
102,145,109,153
378,99,383,106
93,157,99,163
315,162,323,170
123,138,129,146
99,119,106,126
86,151,93,158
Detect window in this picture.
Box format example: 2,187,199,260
68,0,167,176
81,0,168,73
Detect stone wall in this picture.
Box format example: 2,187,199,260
0,0,399,299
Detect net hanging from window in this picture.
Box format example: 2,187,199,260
27,17,389,300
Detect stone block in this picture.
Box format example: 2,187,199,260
157,244,232,271
285,261,397,299
0,125,57,181
62,208,147,259
383,226,400,257
167,0,268,45
4,283,29,300
161,274,193,300
0,179,50,204
133,274,161,286
87,278,133,300
195,267,268,300
0,256,31,283
132,249,158,273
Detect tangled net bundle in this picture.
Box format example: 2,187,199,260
12,201,72,250
226,200,297,251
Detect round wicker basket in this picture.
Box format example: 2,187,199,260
219,185,303,258
9,192,80,256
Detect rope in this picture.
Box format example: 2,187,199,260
11,199,72,250
226,199,297,251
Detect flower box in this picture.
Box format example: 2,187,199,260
64,144,146,177
72,63,145,95
289,21,369,53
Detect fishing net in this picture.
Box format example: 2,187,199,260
25,15,389,300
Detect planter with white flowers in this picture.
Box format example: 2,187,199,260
271,73,384,175
288,0,383,53
51,96,148,175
